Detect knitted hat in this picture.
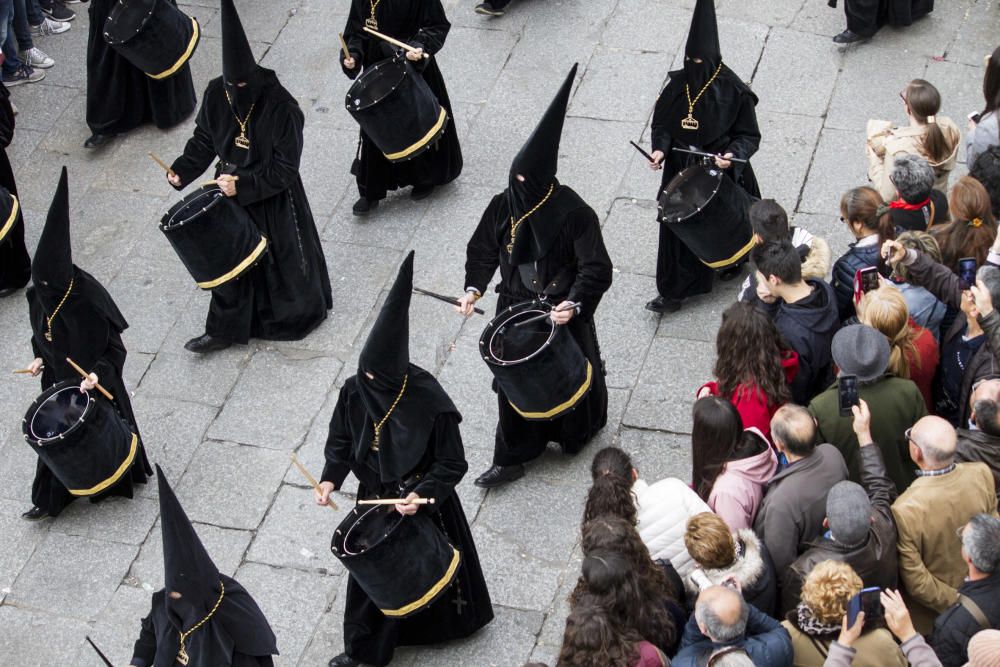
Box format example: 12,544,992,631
826,481,872,548
832,325,891,383
967,629,1000,667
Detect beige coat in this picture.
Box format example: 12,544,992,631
891,462,998,634
866,117,961,202
781,622,905,667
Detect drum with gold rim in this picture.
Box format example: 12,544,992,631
22,381,139,497
103,0,201,80
0,186,20,244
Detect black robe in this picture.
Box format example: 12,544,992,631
131,586,276,667
464,188,612,466
86,0,197,135
25,272,151,517
843,0,934,37
0,82,29,291
341,0,462,201
321,378,493,667
170,72,332,344
650,66,761,301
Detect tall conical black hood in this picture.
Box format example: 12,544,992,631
157,465,221,629
685,0,722,69
359,251,412,385
32,166,73,291
221,0,257,84
510,63,577,188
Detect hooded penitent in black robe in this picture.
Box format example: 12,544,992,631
0,82,30,292
341,0,463,201
26,168,151,517
86,0,196,135
841,0,934,38
463,65,612,467
321,253,493,667
650,0,761,302
169,0,331,344
131,467,278,667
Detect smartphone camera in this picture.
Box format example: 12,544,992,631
959,257,977,291
839,375,859,417
859,267,880,294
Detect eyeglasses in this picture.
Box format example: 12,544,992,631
904,428,916,446
956,523,967,539
899,90,908,104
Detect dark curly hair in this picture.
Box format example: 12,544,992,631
557,593,640,667
583,448,637,527
714,301,793,407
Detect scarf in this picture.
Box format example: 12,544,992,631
890,197,931,211
796,603,842,636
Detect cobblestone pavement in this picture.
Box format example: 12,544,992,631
0,0,996,664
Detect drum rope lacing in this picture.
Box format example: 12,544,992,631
507,183,555,255
371,374,408,451
223,89,256,150
44,276,74,342
176,579,225,666
682,62,723,131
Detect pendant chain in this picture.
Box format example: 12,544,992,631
681,62,723,131
44,276,74,343
507,183,555,255
371,374,408,451
176,580,225,666
224,89,255,150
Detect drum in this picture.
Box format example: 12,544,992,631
0,187,19,244
331,503,461,618
479,300,593,421
345,55,449,163
104,0,200,80
22,381,139,497
160,185,268,290
657,163,756,269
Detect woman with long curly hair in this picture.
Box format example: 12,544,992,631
584,447,709,578
931,176,998,272
699,301,798,440
576,517,681,655
690,397,776,531
857,285,939,410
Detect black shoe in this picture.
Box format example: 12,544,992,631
21,506,49,521
184,333,233,354
474,463,525,488
410,184,435,201
39,0,75,21
717,265,743,282
0,286,21,298
352,197,379,216
645,296,682,314
328,654,359,667
475,1,506,16
833,29,865,44
84,133,114,148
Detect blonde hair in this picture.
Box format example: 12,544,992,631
857,286,920,378
801,561,863,624
684,512,736,570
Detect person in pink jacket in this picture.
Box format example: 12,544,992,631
691,397,778,530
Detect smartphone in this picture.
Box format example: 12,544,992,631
838,375,859,417
859,266,880,294
690,569,713,591
958,257,977,291
847,587,881,627
969,111,982,124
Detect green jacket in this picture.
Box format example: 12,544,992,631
809,376,927,494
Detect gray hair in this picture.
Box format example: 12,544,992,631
891,154,935,202
708,649,755,667
696,594,749,643
977,265,1000,307
962,514,1000,574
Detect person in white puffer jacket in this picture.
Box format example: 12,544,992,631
585,447,711,579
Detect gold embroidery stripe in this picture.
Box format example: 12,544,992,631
383,107,447,161
196,236,268,290
68,433,138,496
0,194,19,243
380,547,461,617
509,361,593,420
700,234,756,269
148,17,200,80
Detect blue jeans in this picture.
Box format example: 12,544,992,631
0,0,24,76
13,0,43,51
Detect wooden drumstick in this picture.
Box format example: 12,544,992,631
65,357,114,401
200,175,240,188
513,301,582,328
357,497,436,506
12,368,35,374
338,32,351,60
362,26,429,59
289,452,339,511
148,152,176,178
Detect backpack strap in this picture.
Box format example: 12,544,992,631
959,594,991,631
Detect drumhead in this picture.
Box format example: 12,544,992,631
659,165,724,223
346,57,407,112
161,186,224,231
29,387,92,443
342,505,403,556
484,303,557,366
104,0,157,43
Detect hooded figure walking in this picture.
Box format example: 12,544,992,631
316,252,493,667
832,0,934,44
456,64,613,488
84,0,197,148
168,0,332,354
0,81,30,297
645,0,761,315
128,466,279,666
20,167,152,521
340,0,463,215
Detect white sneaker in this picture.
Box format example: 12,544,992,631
30,18,71,36
20,47,55,69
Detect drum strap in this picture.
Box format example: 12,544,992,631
516,263,573,301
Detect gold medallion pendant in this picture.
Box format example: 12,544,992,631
176,647,190,666
682,62,723,132
681,115,699,131
234,133,250,150
365,16,378,29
